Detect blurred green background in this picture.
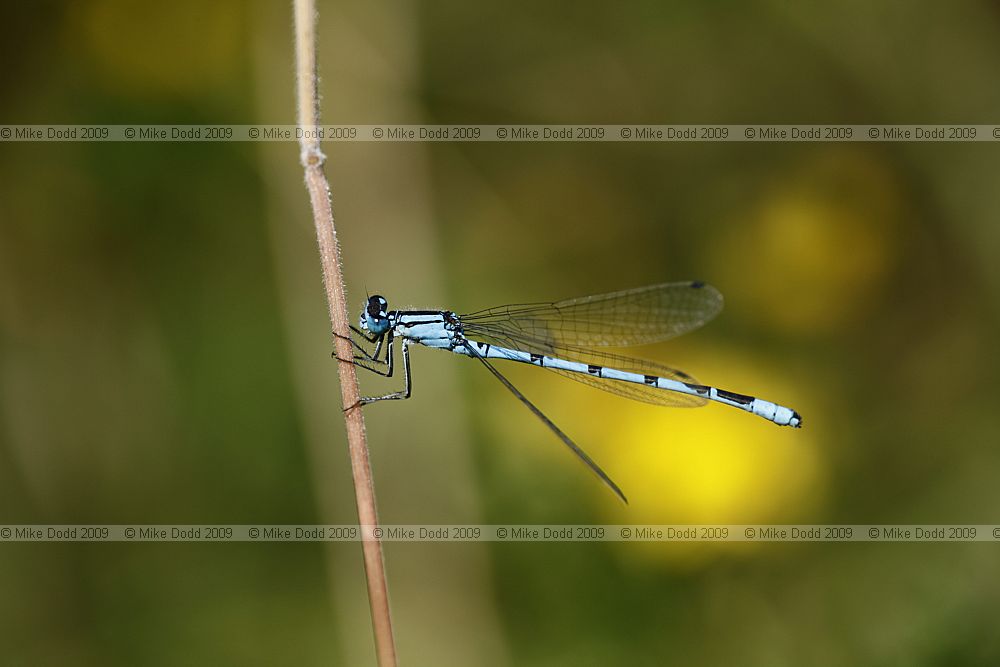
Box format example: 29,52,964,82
3,1,1000,665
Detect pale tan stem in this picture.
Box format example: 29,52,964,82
292,1,397,664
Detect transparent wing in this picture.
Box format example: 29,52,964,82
547,349,706,408
463,327,707,408
463,342,628,503
460,282,723,349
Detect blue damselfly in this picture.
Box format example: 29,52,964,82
339,282,801,503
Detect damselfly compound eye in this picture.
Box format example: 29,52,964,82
363,295,390,335
367,295,388,318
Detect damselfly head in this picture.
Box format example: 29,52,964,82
361,295,390,335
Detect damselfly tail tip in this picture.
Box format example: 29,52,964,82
790,411,803,428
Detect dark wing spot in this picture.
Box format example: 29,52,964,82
717,389,754,406
683,383,711,396
587,365,602,376
644,375,658,385
690,281,705,289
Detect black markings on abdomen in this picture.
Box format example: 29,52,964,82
530,353,544,365
644,375,658,385
587,365,602,376
716,389,754,406
683,383,711,397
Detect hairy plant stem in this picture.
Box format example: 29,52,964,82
292,1,397,664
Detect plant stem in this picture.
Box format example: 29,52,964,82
292,1,397,664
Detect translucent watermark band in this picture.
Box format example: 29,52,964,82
2,525,998,542
2,125,999,143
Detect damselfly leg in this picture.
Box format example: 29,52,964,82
338,332,413,409
333,327,392,375
357,339,412,405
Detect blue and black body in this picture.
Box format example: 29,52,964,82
338,282,802,503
